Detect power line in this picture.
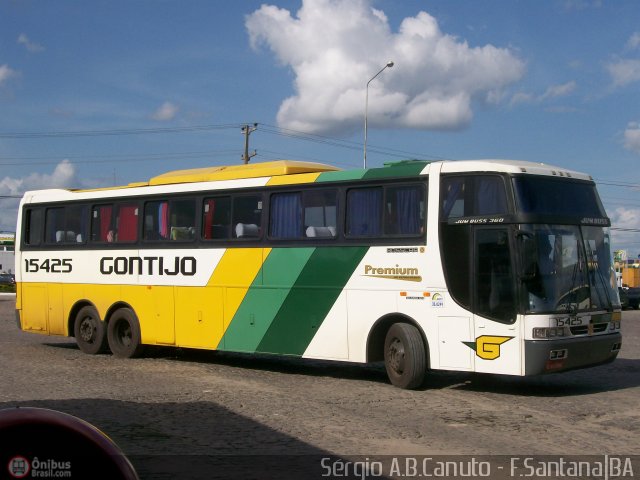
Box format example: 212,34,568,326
0,123,243,139
0,149,239,167
1,122,639,189
259,123,451,161
596,180,640,189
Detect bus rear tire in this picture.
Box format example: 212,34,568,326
384,323,426,389
107,308,145,358
74,306,108,355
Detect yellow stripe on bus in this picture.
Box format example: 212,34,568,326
207,248,271,348
265,172,321,186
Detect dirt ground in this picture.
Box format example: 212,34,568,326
1,294,638,479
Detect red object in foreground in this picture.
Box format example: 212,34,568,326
0,407,138,480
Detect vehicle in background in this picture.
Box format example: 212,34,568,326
626,287,640,310
0,273,15,285
618,287,629,309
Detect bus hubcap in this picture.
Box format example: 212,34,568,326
79,318,95,343
388,338,405,374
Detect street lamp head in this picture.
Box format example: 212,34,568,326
386,61,394,68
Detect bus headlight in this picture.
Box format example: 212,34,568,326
609,320,621,331
532,327,568,339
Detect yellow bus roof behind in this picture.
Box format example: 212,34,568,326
146,160,341,186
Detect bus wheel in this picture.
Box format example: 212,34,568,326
384,323,426,389
74,306,108,355
107,308,145,358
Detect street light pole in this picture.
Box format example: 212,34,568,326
364,61,394,168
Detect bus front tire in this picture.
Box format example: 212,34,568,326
74,306,108,355
384,323,426,389
107,308,145,358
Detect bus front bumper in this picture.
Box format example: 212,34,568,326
524,332,622,375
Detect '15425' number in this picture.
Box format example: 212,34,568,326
24,258,73,273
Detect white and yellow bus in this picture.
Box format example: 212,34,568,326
15,159,622,388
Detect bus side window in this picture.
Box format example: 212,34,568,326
346,187,382,237
232,195,262,239
92,203,138,243
115,204,139,242
67,205,88,243
92,205,114,242
303,189,337,238
24,209,43,246
168,199,196,241
384,185,425,236
270,192,302,239
44,207,65,244
202,197,231,240
441,177,466,220
43,205,88,244
475,176,508,215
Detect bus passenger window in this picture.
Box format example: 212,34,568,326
144,199,195,242
45,208,66,244
144,201,168,240
202,197,231,240
441,178,466,220
303,190,337,238
115,204,138,243
67,205,88,243
91,205,114,242
43,205,88,244
384,185,424,236
270,192,302,239
168,199,196,241
346,187,382,237
232,195,262,239
24,209,43,246
476,177,508,215
92,203,138,243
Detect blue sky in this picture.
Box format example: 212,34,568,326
1,0,639,255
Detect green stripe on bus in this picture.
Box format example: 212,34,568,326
362,161,429,180
315,169,367,183
315,161,428,183
256,246,368,355
220,248,315,352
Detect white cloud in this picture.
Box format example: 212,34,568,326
609,206,640,256
17,33,44,53
539,81,576,100
511,81,577,106
624,122,640,154
246,0,524,134
606,58,640,88
151,101,179,121
626,32,640,51
0,161,77,231
0,64,17,87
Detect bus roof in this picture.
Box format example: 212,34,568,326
439,159,592,181
147,160,341,186
20,158,593,203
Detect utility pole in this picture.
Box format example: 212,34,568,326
241,123,258,164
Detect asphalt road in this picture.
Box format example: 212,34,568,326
1,294,639,479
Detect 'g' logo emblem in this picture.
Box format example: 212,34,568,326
463,335,514,360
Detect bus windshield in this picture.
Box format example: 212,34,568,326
520,224,619,313
513,176,606,218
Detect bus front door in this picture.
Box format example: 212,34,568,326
472,227,521,375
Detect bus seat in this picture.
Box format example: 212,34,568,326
56,231,76,243
305,226,336,238
235,223,259,238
